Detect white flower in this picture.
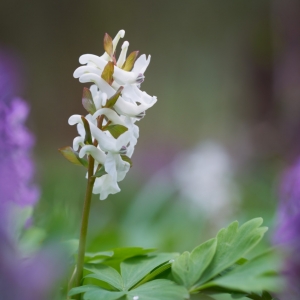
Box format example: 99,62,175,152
93,174,121,200
78,75,156,118
73,29,157,117
68,29,157,200
172,141,240,224
68,114,130,154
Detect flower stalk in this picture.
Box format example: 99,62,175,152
62,29,157,298
72,154,95,299
70,116,104,298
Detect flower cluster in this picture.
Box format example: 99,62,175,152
68,30,157,200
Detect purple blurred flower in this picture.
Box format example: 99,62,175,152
274,158,300,299
0,56,39,225
0,228,65,300
0,51,65,299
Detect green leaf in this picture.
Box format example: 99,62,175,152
246,291,274,300
121,253,178,290
103,247,156,271
121,155,132,167
58,146,88,168
69,285,125,300
104,33,113,57
82,87,96,114
85,250,114,262
101,61,114,85
81,116,93,145
122,51,139,71
127,279,189,300
93,166,107,178
104,87,123,108
172,238,217,290
105,124,128,139
133,261,172,289
84,264,124,291
196,218,268,286
200,250,282,293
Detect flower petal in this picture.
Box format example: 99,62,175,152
132,54,151,74
73,136,85,151
79,145,106,164
93,174,120,200
117,41,129,68
93,108,126,126
69,114,131,153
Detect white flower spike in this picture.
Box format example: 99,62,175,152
66,29,157,200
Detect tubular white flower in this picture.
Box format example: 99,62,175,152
92,109,138,157
117,41,129,68
93,174,120,200
122,84,157,106
123,116,139,158
79,145,106,164
69,114,130,153
76,54,141,85
90,85,102,109
92,108,126,126
79,75,156,117
73,65,102,78
132,54,151,74
101,93,107,107
73,136,85,151
105,152,130,182
112,30,125,53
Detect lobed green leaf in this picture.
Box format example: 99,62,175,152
84,264,124,291
121,253,178,290
200,250,282,293
134,261,172,289
85,251,114,262
195,218,268,287
100,247,156,271
172,238,217,290
127,279,189,300
69,284,125,300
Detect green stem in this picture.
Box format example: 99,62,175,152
73,154,96,298
68,116,103,299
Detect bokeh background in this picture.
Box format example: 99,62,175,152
1,0,300,255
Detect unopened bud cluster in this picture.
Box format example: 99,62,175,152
67,30,157,200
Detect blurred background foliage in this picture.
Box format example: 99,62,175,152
1,0,300,255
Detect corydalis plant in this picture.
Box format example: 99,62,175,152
60,29,157,293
